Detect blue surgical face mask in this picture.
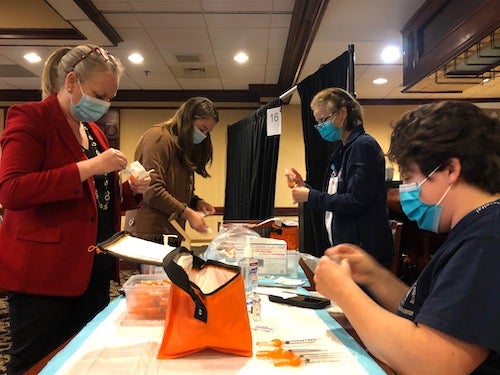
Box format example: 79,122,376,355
70,80,111,122
316,118,341,142
399,166,452,233
193,126,207,144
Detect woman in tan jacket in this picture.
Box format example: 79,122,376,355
125,97,218,249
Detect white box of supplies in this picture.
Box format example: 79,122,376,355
250,237,287,276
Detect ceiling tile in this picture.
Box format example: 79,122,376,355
178,77,223,90
270,14,292,28
115,28,156,50
265,64,281,83
201,1,273,12
138,14,205,28
104,14,142,29
129,1,203,12
114,48,165,68
267,48,285,65
205,14,271,28
269,28,289,48
214,48,268,67
216,62,266,80
220,77,253,90
272,0,295,12
148,28,211,50
92,1,134,12
209,28,270,49
160,49,216,65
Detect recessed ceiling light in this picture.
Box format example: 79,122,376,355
373,77,388,85
128,53,144,64
380,46,400,63
24,52,41,63
233,52,249,64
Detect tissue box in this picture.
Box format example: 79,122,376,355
250,237,287,276
123,274,171,320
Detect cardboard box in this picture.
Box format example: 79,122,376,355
250,237,287,276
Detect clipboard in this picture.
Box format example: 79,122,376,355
94,231,177,266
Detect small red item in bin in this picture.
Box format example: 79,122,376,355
123,275,171,320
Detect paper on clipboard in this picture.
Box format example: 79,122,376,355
95,231,176,266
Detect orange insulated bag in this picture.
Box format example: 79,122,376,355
158,247,253,359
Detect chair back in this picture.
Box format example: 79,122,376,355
389,220,403,275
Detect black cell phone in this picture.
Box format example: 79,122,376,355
268,294,330,309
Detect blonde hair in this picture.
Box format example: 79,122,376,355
310,87,363,131
40,48,70,99
40,44,124,98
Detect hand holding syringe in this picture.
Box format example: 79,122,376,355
284,168,296,188
285,168,306,188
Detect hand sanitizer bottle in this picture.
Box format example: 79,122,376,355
238,237,259,306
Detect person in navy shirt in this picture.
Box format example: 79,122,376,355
290,87,393,267
314,100,500,374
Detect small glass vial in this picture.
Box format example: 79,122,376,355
251,294,261,321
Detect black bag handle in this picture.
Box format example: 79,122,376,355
163,247,208,323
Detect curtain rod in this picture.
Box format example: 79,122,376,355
278,85,297,100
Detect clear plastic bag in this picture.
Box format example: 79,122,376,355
203,224,261,265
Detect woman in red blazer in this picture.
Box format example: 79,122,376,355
0,45,149,374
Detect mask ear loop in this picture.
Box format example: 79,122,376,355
76,78,85,95
69,78,85,107
423,163,452,206
419,164,442,187
436,184,452,205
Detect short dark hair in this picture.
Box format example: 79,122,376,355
388,100,500,194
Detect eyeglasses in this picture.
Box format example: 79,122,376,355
314,113,334,129
71,47,110,71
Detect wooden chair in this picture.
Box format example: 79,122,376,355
389,220,403,275
299,257,316,291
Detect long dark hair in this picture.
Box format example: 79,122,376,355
162,97,219,177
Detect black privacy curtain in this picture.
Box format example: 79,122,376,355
224,99,281,220
297,51,350,257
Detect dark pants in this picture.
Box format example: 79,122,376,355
7,253,114,375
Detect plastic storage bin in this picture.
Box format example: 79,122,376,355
123,274,171,320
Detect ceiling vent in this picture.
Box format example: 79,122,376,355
175,54,203,63
170,65,219,78
183,67,206,76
